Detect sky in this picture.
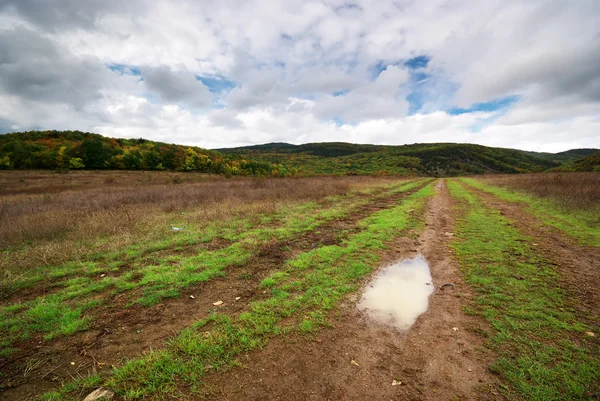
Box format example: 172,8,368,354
0,0,599,152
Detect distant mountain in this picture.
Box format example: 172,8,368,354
524,148,599,163
552,151,600,172
0,131,292,176
220,142,566,176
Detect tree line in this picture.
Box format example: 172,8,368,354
0,131,296,176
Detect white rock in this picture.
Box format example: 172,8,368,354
213,300,223,306
83,388,114,401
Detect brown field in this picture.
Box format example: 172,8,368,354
1,171,395,282
480,172,600,210
0,171,598,401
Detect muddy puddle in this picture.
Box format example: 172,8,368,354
358,255,433,330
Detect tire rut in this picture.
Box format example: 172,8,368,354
457,179,600,325
197,179,502,401
0,181,430,401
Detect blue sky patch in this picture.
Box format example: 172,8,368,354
197,76,236,93
404,55,430,69
411,71,430,82
332,89,351,97
107,64,142,76
370,61,390,79
330,117,352,127
448,95,520,115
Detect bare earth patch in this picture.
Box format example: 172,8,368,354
199,180,502,401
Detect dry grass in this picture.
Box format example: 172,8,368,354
480,172,600,210
0,170,400,282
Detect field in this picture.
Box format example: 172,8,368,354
0,171,599,400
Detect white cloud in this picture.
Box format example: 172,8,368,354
0,0,598,152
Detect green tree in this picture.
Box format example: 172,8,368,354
69,157,85,169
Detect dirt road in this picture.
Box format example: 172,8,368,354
201,180,502,401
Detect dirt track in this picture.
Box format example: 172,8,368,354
460,181,600,326
200,180,502,401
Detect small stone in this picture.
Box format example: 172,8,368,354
212,300,223,306
70,361,76,366
100,274,106,278
467,368,473,372
585,331,595,337
452,327,459,331
392,380,402,386
235,297,241,301
351,360,360,367
189,295,195,299
83,387,115,401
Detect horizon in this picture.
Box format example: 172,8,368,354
4,129,599,155
0,1,599,153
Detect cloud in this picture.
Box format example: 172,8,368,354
0,27,109,107
0,0,144,31
0,0,598,152
142,65,213,107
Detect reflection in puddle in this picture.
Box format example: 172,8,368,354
358,255,433,330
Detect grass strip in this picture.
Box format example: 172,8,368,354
448,179,599,400
459,177,600,247
41,181,436,400
0,179,427,357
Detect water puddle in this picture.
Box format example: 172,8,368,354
358,255,433,330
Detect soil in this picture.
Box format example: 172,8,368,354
0,181,429,401
198,179,503,401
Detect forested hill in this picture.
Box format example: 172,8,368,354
553,151,600,172
219,142,573,176
0,131,292,176
1,131,595,177
524,148,599,163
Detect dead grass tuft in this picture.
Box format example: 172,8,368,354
0,171,399,282
481,172,600,210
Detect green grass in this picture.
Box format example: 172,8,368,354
459,177,600,247
0,179,428,357
448,179,599,400
41,181,436,400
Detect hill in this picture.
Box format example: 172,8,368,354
552,151,600,172
219,142,564,176
524,148,599,163
0,131,292,176
2,131,594,177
